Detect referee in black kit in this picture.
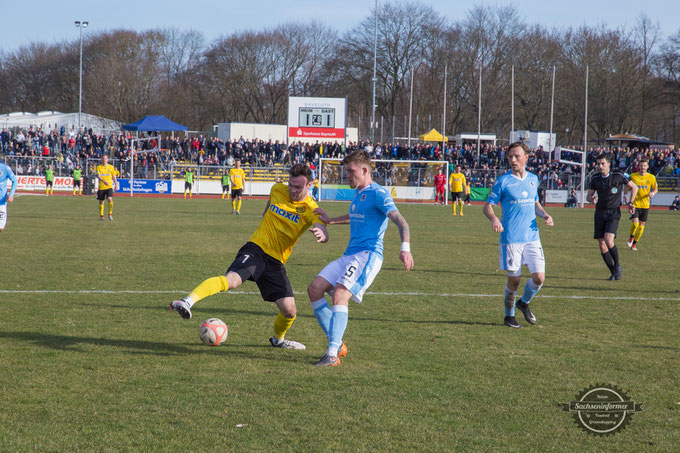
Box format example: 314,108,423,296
586,153,638,280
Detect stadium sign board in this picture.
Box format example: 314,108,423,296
117,179,171,194
287,96,346,141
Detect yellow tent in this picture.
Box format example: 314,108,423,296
418,129,448,142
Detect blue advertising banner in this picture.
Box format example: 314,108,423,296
116,179,171,194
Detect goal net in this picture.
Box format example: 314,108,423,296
553,146,586,208
318,158,448,203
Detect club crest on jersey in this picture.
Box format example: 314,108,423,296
269,204,300,224
611,187,618,194
360,194,367,202
521,191,529,198
296,206,306,214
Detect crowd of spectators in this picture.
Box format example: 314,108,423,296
2,126,679,190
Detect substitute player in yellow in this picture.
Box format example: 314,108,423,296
229,159,246,214
96,155,118,220
184,168,194,199
170,163,329,350
449,165,466,216
627,158,657,251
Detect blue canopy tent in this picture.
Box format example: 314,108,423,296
122,115,187,131
122,116,187,196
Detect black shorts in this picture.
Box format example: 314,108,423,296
46,180,53,187
226,242,293,302
631,207,649,222
222,185,229,192
97,188,114,201
594,209,621,239
451,191,463,201
74,180,81,187
185,182,192,190
231,188,243,198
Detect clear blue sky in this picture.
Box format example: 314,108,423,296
1,0,678,53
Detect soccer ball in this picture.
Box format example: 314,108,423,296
199,318,228,346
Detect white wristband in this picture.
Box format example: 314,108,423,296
400,242,410,253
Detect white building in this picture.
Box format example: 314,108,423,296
510,130,557,151
452,133,497,147
217,122,358,145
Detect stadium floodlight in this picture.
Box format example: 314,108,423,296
75,20,89,133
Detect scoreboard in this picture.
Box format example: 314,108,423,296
288,97,346,142
299,108,335,128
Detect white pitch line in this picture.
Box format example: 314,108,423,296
1,289,679,301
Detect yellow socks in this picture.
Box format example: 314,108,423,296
459,201,464,215
634,225,645,242
188,276,229,304
629,223,638,238
237,200,242,212
108,201,114,215
99,204,104,217
232,200,236,211
273,312,296,340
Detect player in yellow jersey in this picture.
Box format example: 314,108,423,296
229,159,246,214
170,163,329,350
626,158,657,251
449,165,467,216
96,155,118,221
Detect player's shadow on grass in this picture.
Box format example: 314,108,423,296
351,316,498,327
380,267,501,277
0,331,307,362
632,344,680,352
544,284,680,295
0,331,192,356
79,303,283,319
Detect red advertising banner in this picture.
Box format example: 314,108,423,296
9,176,74,191
288,127,345,139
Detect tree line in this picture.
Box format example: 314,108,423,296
1,2,679,145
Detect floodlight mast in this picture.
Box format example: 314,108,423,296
370,0,378,144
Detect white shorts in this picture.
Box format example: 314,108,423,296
499,240,545,277
317,251,383,303
0,204,6,229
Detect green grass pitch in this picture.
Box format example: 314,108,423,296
1,194,679,451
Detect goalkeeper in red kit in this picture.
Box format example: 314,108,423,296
434,167,447,205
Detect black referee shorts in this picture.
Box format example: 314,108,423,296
594,209,621,239
226,242,293,302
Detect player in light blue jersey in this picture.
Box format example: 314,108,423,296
307,150,414,367
483,142,553,328
0,162,18,231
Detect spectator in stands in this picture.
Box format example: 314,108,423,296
670,196,680,211
565,188,577,207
